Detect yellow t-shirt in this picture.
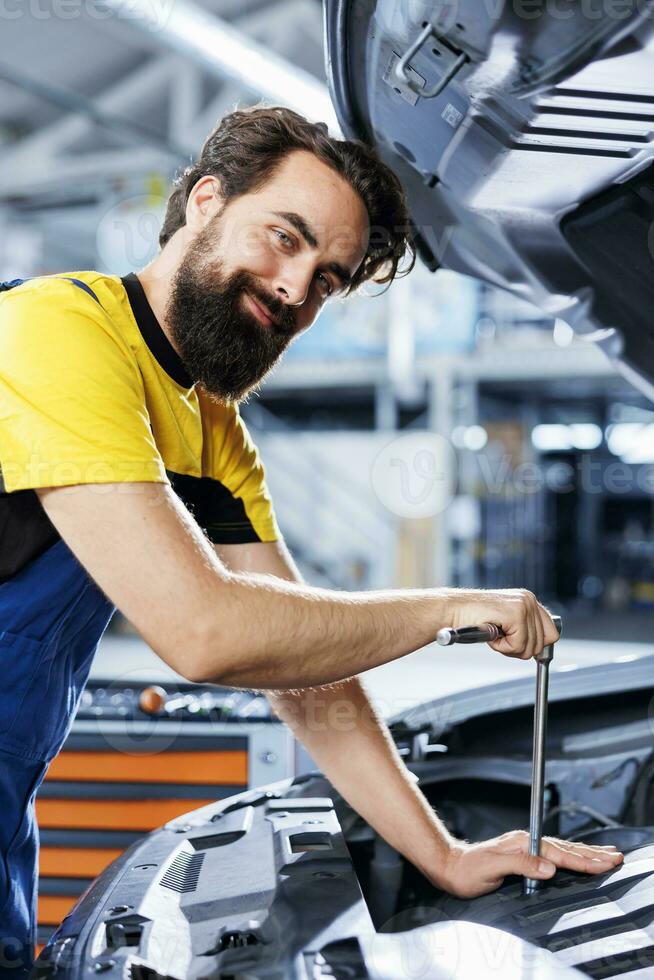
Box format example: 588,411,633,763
0,271,279,582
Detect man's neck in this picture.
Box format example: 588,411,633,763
136,241,184,356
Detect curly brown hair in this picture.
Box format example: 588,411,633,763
159,104,416,294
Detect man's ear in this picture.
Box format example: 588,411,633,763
185,175,223,232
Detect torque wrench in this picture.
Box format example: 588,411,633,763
524,613,562,895
436,613,562,894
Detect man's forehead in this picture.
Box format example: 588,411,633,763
254,155,369,255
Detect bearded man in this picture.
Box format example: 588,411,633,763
0,105,621,971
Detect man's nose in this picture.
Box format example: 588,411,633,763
274,260,313,307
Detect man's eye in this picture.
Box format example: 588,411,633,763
316,273,333,297
274,229,294,247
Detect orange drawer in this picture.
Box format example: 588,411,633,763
46,750,248,785
37,798,208,831
40,846,123,877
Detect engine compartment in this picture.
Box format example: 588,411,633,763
35,665,654,979
357,828,654,979
343,682,654,978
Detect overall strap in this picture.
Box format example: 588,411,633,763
0,276,100,304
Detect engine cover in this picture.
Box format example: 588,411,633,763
434,830,654,978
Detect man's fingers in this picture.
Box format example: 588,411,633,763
542,836,622,856
539,606,560,646
525,591,546,660
484,849,557,882
487,833,623,883
530,605,542,660
489,627,528,660
545,838,621,854
531,605,544,661
448,833,625,900
486,847,616,884
541,838,624,874
545,848,618,875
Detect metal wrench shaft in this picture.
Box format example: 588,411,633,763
524,614,562,895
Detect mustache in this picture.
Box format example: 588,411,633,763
244,280,297,337
165,256,300,402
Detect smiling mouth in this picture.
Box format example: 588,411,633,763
244,292,277,327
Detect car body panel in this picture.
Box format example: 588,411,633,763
325,0,654,398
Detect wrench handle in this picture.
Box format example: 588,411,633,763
438,614,561,649
436,623,504,646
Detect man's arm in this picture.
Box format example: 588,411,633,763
214,540,624,896
37,482,559,689
34,487,621,895
214,539,456,883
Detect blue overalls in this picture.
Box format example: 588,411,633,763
0,279,116,973
0,544,115,971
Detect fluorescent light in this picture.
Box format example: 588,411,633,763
533,423,602,452
606,422,654,462
606,422,646,456
463,425,488,451
568,423,602,450
532,424,571,451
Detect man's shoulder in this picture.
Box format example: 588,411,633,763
0,270,141,386
1,270,125,310
0,271,133,344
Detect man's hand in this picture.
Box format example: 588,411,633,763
449,588,559,661
434,830,624,899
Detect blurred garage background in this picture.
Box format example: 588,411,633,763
2,0,654,947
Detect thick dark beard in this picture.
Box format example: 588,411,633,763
165,232,297,402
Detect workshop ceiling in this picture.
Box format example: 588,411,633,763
0,0,326,202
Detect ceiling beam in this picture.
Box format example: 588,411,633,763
92,0,340,132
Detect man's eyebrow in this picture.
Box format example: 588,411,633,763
270,211,354,289
271,211,319,248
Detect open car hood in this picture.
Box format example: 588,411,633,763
34,652,654,978
324,0,654,397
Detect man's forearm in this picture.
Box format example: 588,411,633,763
215,538,453,876
203,573,452,690
267,675,454,880
212,541,578,900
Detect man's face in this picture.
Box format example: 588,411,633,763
166,149,369,401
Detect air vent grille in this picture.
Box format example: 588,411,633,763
510,85,654,158
160,850,205,894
